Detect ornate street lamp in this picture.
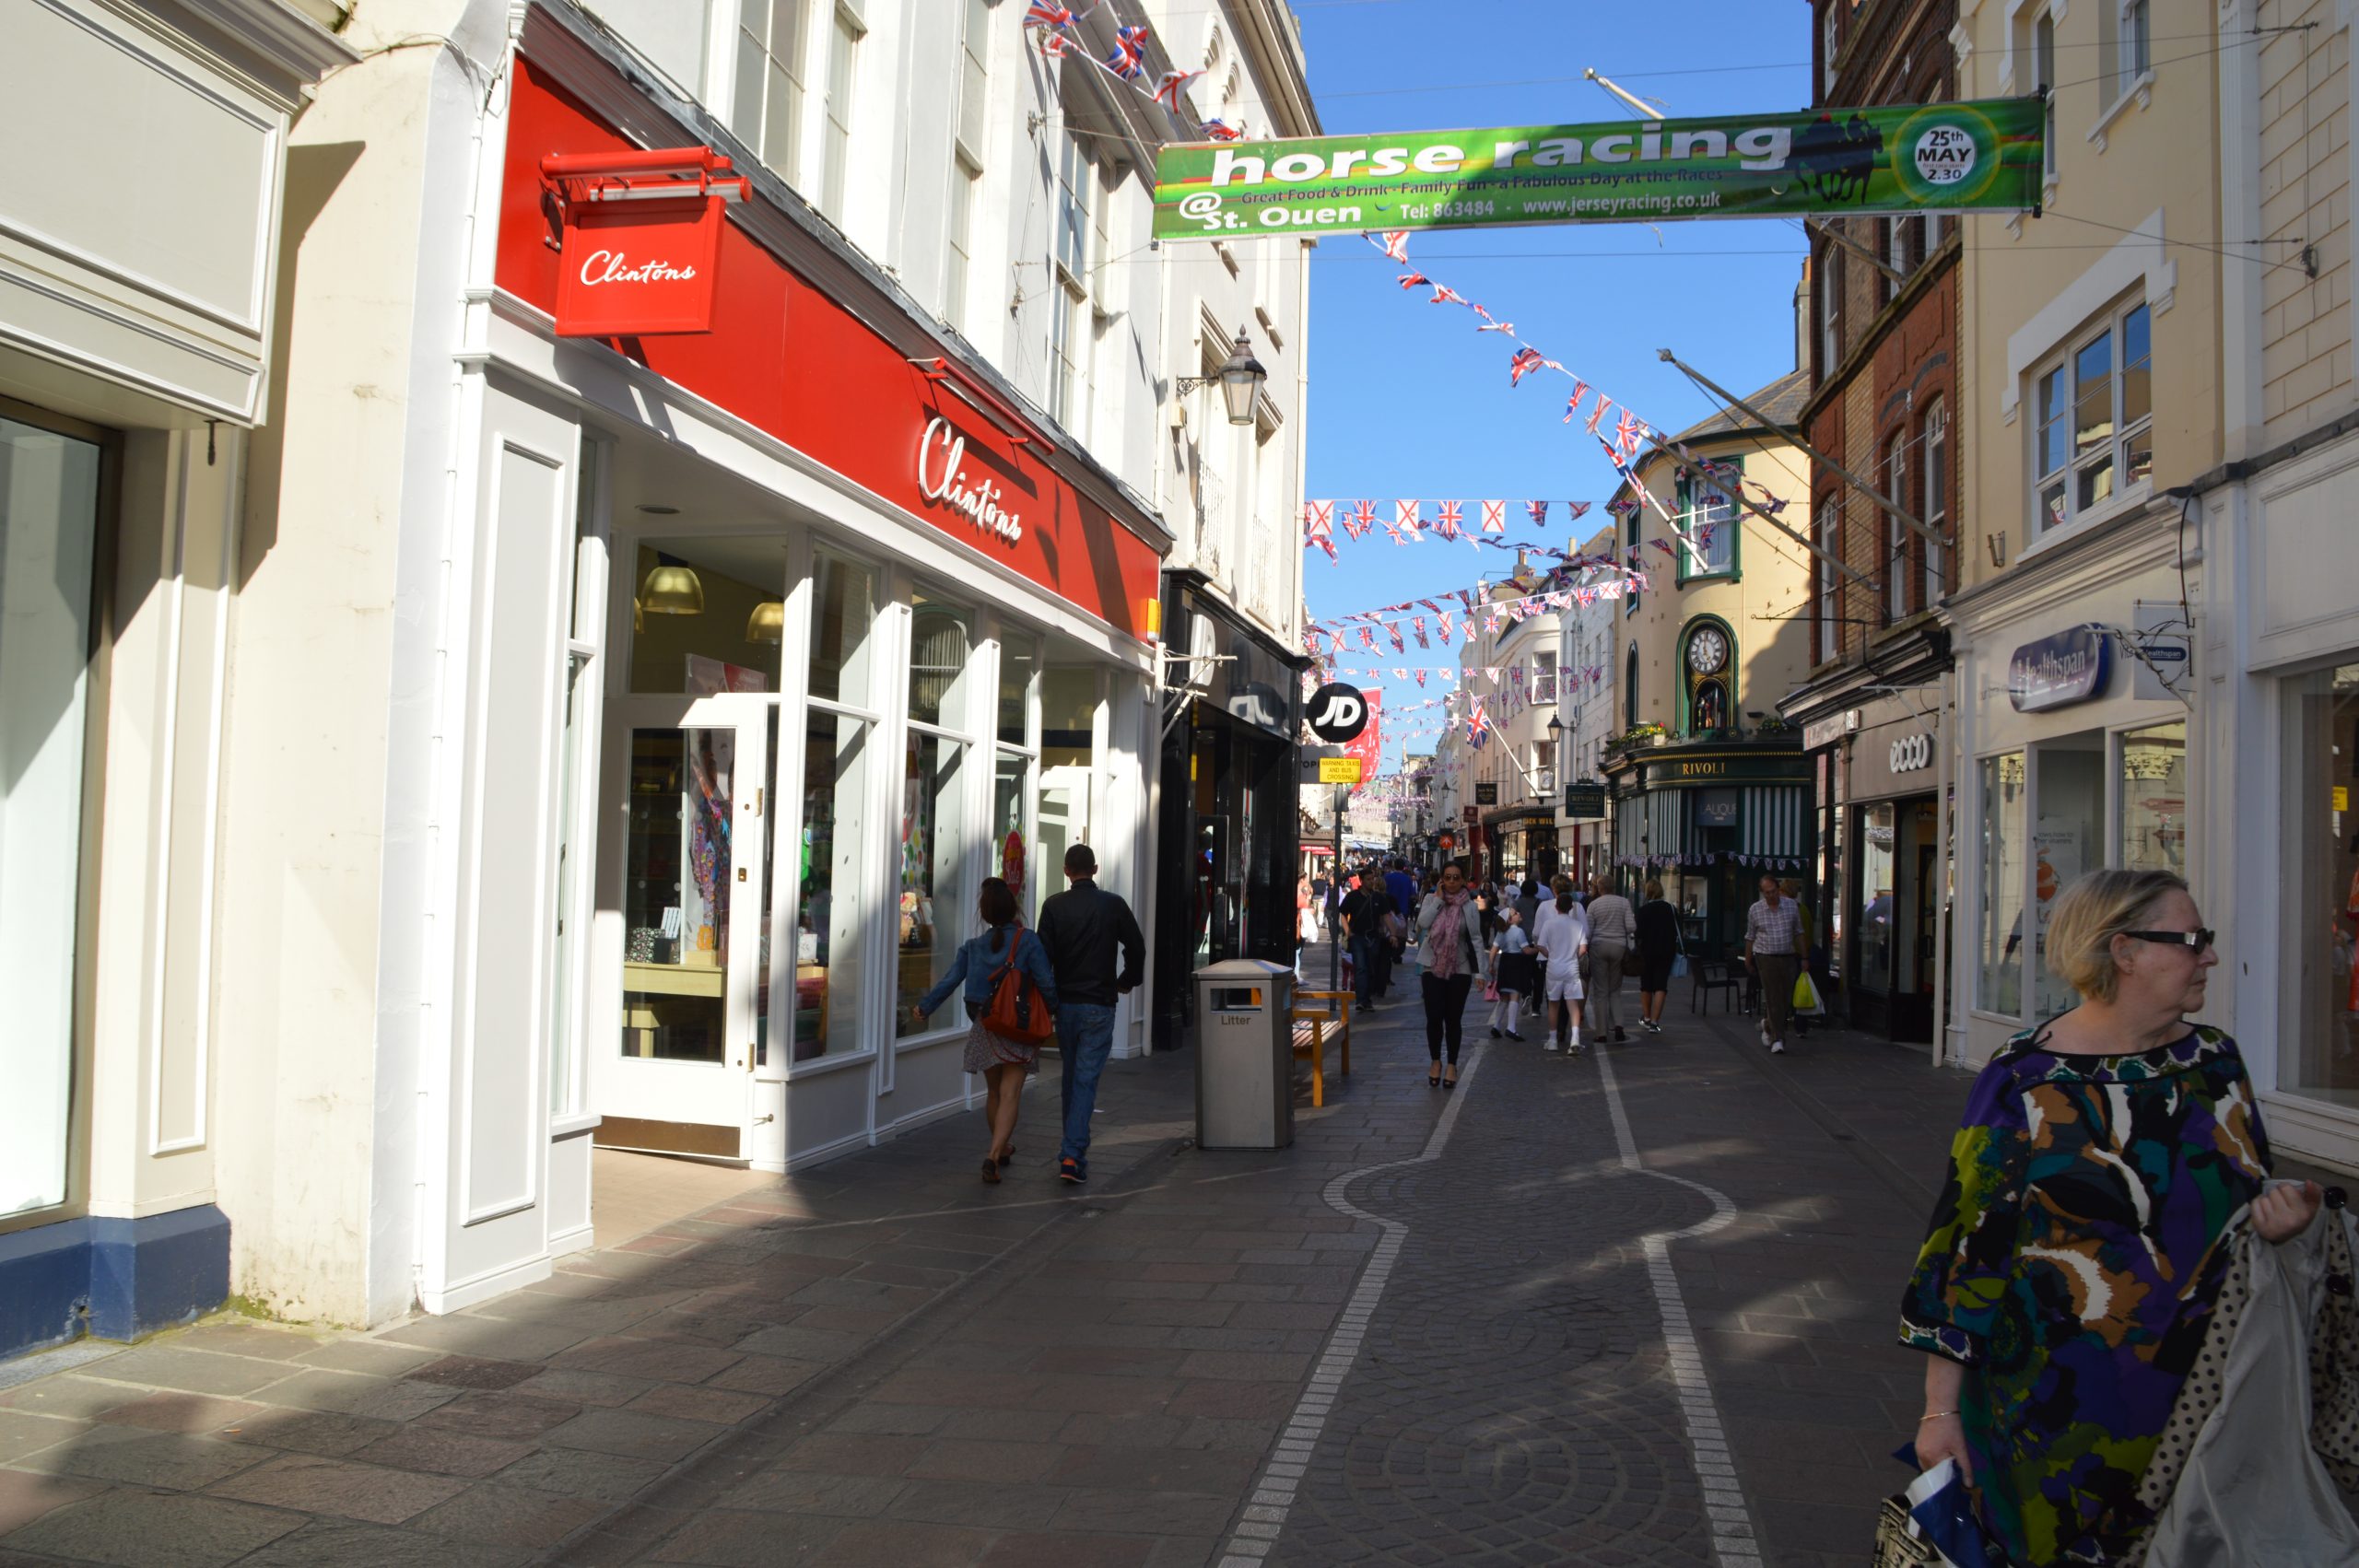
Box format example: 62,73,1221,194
1177,326,1268,427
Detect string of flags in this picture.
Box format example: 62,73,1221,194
1022,7,1246,139
1344,229,1795,552
1300,498,1599,561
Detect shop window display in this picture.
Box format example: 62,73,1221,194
0,415,100,1221
621,729,734,1064
795,709,870,1059
1978,753,2026,1017
909,594,972,728
898,733,974,1036
2030,743,2104,1021
2118,720,2187,874
628,541,784,695
1859,802,1896,996
2286,665,2359,1104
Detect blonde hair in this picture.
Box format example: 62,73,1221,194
1643,879,1664,901
2045,868,2191,1003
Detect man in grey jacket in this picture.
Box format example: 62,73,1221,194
1583,876,1637,1044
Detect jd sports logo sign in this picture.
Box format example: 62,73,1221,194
1307,683,1371,744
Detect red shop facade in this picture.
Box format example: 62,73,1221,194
411,3,1170,1309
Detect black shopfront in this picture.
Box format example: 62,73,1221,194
1153,576,1306,1050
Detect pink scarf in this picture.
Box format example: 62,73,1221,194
1429,889,1472,979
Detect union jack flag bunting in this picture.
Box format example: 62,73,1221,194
1200,119,1244,142
1358,626,1377,649
1412,616,1429,648
1387,624,1406,653
1418,600,1442,614
1395,273,1428,291
1024,1,1074,26
1568,500,1592,520
1586,395,1612,437
1346,499,1376,538
1434,502,1463,540
1563,380,1588,424
1038,29,1074,57
1614,408,1646,461
1484,606,1501,634
1104,24,1147,79
1429,283,1465,306
1378,231,1412,263
1466,696,1492,749
1415,669,1428,687
1508,347,1544,386
1152,69,1200,111
1436,615,1453,647
1525,500,1549,526
1483,501,1507,533
1763,497,1789,515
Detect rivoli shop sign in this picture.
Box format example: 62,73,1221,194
542,148,749,338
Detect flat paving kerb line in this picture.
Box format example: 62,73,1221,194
1219,1036,1764,1568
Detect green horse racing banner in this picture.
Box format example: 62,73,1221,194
1151,99,2046,242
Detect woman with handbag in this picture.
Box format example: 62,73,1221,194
1900,869,2317,1564
913,877,1059,1185
1411,861,1485,1089
1633,880,1681,1036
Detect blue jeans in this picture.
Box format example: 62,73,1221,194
1351,935,1384,1005
1056,1001,1120,1169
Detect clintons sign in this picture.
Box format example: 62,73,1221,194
542,148,748,337
916,417,1024,545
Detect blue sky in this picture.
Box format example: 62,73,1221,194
1285,0,1815,768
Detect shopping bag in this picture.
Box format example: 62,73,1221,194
1671,953,1690,979
1484,977,1501,1003
1793,971,1825,1016
1872,1457,1995,1568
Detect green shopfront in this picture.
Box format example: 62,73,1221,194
1603,739,1810,961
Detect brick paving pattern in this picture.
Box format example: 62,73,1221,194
5,947,2347,1565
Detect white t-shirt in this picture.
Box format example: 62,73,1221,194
1531,903,1588,969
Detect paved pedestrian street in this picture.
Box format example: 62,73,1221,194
5,970,2326,1567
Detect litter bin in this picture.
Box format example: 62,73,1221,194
1193,959,1296,1150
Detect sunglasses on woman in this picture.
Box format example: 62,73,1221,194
2122,929,2216,952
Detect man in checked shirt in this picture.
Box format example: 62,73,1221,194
1743,874,1802,1056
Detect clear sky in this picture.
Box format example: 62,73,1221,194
1283,0,1815,769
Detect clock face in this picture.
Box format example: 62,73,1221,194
1688,626,1729,674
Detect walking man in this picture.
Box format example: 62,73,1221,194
1743,874,1802,1057
1383,859,1418,990
1340,863,1395,1012
1583,875,1637,1043
1036,844,1145,1184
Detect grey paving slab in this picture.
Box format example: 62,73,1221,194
1,1489,302,1568
206,1451,470,1523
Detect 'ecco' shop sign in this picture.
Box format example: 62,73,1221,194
2008,626,2110,713
916,418,1024,545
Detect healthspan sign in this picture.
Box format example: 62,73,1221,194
1152,99,2045,242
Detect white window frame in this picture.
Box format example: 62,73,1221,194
819,0,864,221
1884,431,1909,624
1822,0,1840,93
1813,495,1839,664
733,0,812,185
1921,399,1949,607
2034,8,2059,185
1819,244,1842,373
2029,297,2153,537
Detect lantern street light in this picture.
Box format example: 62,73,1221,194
1176,325,1268,427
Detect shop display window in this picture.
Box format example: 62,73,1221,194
999,633,1038,746
627,541,784,695
796,709,871,1060
2284,664,2359,1105
1858,802,1896,996
2118,720,2187,874
2031,742,2104,1021
0,415,100,1222
620,729,734,1064
1978,753,2026,1018
808,550,875,705
909,594,973,728
993,752,1031,905
897,733,974,1036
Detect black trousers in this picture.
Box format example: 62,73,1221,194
1422,970,1474,1064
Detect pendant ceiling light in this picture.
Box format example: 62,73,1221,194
640,561,704,615
745,600,785,644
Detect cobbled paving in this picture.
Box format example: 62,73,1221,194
1273,1037,1722,1566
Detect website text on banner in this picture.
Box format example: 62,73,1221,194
1152,99,2046,241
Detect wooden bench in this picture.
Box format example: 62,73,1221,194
1289,990,1353,1107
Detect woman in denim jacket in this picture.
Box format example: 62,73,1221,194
915,877,1058,1184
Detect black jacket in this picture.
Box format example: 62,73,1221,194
1035,879,1146,1007
1339,885,1395,940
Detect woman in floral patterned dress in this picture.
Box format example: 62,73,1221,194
1901,869,2321,1564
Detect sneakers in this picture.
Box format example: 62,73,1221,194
1641,1019,1663,1035
1543,1039,1561,1053
1768,1039,1787,1056
1059,1158,1086,1183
